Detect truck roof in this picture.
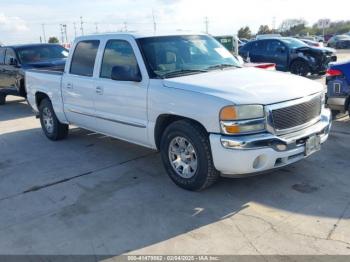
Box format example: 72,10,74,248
74,31,207,41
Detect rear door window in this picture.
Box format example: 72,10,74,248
0,48,5,64
70,40,100,77
266,40,283,53
251,41,266,53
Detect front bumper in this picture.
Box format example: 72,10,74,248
210,108,332,177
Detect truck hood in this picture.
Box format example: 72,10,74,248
163,68,324,105
22,58,66,71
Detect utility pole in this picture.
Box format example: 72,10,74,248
80,16,84,36
73,22,77,38
41,24,47,43
95,22,99,34
204,17,209,34
62,24,68,43
152,10,157,35
60,24,65,44
123,22,128,32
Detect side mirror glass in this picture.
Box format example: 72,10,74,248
111,65,142,82
9,58,18,66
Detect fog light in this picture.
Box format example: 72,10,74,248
276,144,288,151
253,154,267,169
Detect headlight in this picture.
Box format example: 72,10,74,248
220,105,266,135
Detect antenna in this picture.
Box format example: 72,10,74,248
95,22,99,34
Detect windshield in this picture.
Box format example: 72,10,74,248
281,38,308,49
17,45,68,64
138,35,240,78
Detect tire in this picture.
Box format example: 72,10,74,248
0,94,5,105
160,119,220,191
39,98,69,140
331,110,340,119
290,60,310,77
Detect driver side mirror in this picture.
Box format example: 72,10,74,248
111,65,142,82
9,58,18,66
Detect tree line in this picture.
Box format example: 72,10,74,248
238,19,350,39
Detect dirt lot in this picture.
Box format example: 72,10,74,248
0,51,350,258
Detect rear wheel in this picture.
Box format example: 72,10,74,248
39,98,69,140
290,60,310,77
0,94,5,105
160,120,220,191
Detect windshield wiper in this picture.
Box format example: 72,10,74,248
206,64,240,71
161,69,208,79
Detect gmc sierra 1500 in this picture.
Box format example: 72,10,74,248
25,33,332,190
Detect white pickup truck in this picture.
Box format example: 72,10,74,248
26,33,332,191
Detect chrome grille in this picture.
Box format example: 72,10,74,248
271,96,322,131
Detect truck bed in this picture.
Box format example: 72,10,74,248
25,69,64,115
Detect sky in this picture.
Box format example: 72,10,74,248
0,0,349,45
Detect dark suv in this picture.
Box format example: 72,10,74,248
0,44,68,105
239,37,337,76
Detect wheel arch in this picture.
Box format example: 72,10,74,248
35,92,50,108
289,57,309,69
154,114,209,150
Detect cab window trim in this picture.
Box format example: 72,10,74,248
69,40,100,77
99,39,140,80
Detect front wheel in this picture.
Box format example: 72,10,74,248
39,98,69,140
160,120,220,191
290,60,310,77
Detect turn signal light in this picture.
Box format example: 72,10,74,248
220,106,237,121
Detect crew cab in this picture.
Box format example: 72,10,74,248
239,37,337,76
0,44,68,105
26,33,332,191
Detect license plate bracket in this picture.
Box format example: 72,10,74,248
305,135,321,156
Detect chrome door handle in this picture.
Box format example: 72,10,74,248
67,83,73,89
96,86,103,95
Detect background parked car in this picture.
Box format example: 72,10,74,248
255,34,282,40
326,60,350,116
327,35,350,49
239,37,337,76
0,44,68,105
300,39,324,48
